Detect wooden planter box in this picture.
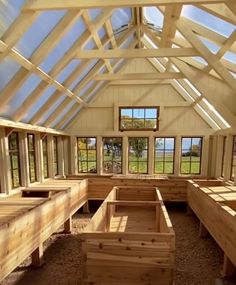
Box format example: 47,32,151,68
81,186,175,285
187,180,236,276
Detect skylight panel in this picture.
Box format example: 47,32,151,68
56,60,81,84
191,57,208,66
78,81,95,97
39,17,86,73
98,27,106,39
200,38,221,54
183,79,202,97
89,9,102,20
0,74,41,118
143,7,164,29
173,80,195,102
111,8,132,31
119,34,135,49
84,39,95,50
50,100,76,128
15,10,66,59
194,104,221,130
223,51,236,64
0,0,25,36
182,5,236,37
0,57,21,90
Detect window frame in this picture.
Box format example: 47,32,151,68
8,132,22,189
154,137,175,174
27,133,37,183
180,137,203,175
102,137,123,174
230,135,236,181
42,136,49,179
77,137,97,174
128,137,149,174
53,136,59,176
119,106,159,131
221,136,227,178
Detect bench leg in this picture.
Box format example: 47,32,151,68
64,216,72,234
31,244,44,267
199,221,209,238
83,201,90,214
221,254,236,277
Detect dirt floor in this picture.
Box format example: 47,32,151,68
1,203,236,285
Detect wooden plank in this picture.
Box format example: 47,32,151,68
95,72,184,80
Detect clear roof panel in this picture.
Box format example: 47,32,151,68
182,5,236,37
56,59,81,84
84,38,96,50
200,38,221,54
21,86,57,122
40,17,86,73
15,10,66,59
143,7,164,29
78,81,95,97
51,100,77,128
0,0,25,37
0,74,41,118
89,9,102,20
36,95,67,125
111,8,132,31
0,57,21,90
223,51,236,64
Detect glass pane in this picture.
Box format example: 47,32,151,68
166,138,175,149
139,162,148,174
155,162,164,173
129,162,138,173
144,119,156,128
145,108,157,118
79,150,87,160
78,138,87,149
133,118,145,129
88,162,97,173
121,118,132,129
182,151,191,161
13,169,20,188
156,150,164,161
182,138,191,150
103,161,112,173
12,154,19,169
156,138,164,149
9,133,17,150
181,163,190,174
88,138,96,149
133,108,144,118
164,162,174,174
79,161,87,173
121,109,132,117
113,161,122,174
191,163,201,174
88,150,96,161
165,153,174,162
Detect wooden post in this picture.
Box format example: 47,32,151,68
0,127,11,194
174,136,181,176
148,134,154,175
70,136,77,175
222,254,236,277
31,244,44,268
123,136,129,175
97,136,103,175
64,217,72,234
19,131,30,187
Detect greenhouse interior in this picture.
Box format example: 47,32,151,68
0,0,236,285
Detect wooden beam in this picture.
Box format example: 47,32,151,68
109,79,171,85
95,72,184,80
176,18,236,91
104,20,117,48
76,48,198,59
23,0,236,11
0,117,68,135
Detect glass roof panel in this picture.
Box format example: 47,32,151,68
223,51,236,64
36,95,67,125
40,17,86,73
89,9,102,20
143,7,164,29
51,100,77,128
200,38,221,54
0,57,21,90
182,5,236,37
15,10,66,59
21,86,57,122
111,8,132,31
0,74,41,118
0,0,25,36
56,59,81,83
78,81,95,97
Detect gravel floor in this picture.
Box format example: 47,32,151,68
1,203,236,285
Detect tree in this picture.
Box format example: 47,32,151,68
130,138,147,158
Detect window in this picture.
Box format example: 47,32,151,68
181,137,202,174
42,136,49,179
221,136,227,177
27,134,37,183
103,137,122,174
230,136,236,181
8,132,21,188
77,137,97,173
128,137,148,174
53,136,59,176
155,137,175,174
119,107,159,131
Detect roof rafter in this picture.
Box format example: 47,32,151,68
23,0,236,11
94,72,184,80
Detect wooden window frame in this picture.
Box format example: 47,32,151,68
27,133,37,183
42,136,49,179
119,106,159,131
180,137,203,175
53,136,59,176
77,137,97,173
8,132,21,189
102,137,122,174
230,135,236,181
221,136,227,178
128,137,149,174
154,137,175,174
